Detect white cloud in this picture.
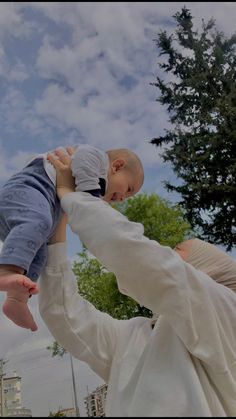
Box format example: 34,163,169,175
0,87,56,151
8,61,29,82
0,46,29,82
34,28,167,164
32,2,172,165
0,142,36,182
0,3,33,39
28,2,236,39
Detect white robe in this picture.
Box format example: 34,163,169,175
39,192,236,417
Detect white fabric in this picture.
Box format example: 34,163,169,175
186,238,236,292
26,145,109,192
39,192,236,417
26,151,63,185
71,144,109,192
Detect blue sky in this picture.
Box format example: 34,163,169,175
0,2,236,416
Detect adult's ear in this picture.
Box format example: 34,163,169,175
174,239,194,261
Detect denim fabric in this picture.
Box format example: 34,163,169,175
0,158,62,281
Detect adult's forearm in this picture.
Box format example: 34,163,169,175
39,242,116,382
49,212,67,244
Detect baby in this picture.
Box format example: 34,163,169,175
0,144,144,331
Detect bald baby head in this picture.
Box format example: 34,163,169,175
104,148,144,203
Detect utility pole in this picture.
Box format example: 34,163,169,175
0,359,6,417
69,354,80,417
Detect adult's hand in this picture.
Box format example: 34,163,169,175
47,147,75,199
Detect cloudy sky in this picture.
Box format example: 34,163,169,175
0,2,236,416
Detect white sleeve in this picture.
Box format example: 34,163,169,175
71,145,109,192
39,242,119,382
61,192,236,372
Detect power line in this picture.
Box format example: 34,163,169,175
69,354,80,417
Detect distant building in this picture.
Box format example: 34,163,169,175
4,407,32,417
0,372,32,417
84,384,107,417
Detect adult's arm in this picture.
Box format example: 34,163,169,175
61,192,236,373
39,220,120,382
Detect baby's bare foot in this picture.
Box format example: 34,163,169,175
0,273,38,331
0,272,39,294
3,299,38,331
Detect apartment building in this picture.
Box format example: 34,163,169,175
0,372,32,417
84,384,107,417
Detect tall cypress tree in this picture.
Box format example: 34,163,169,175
151,6,236,250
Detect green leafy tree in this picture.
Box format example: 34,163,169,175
72,193,191,320
74,251,149,319
151,6,236,250
47,341,67,357
48,410,66,417
48,193,191,356
114,193,191,248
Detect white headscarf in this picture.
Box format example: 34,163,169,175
152,238,236,320
184,238,236,293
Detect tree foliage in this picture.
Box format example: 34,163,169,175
48,410,66,417
114,193,191,248
73,193,191,320
151,6,236,250
47,341,67,357
73,251,150,319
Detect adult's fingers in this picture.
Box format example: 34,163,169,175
47,152,65,169
66,146,75,156
54,148,71,164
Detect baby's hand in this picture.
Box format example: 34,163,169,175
47,148,76,199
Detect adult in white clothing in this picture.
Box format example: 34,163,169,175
39,149,236,417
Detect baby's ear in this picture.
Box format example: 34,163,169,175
112,158,126,173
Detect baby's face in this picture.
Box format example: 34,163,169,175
103,167,143,203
